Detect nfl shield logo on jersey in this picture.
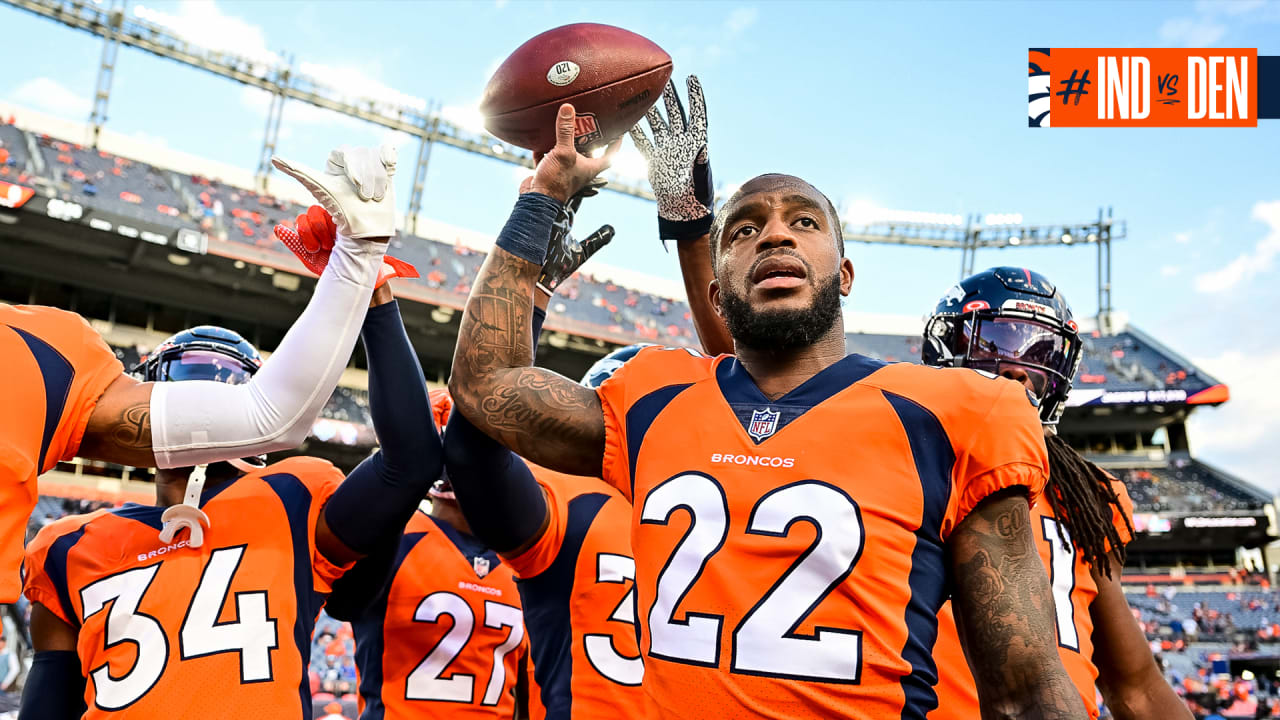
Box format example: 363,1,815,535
473,556,491,578
747,407,781,441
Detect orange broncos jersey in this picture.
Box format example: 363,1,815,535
595,348,1049,720
2,305,123,602
23,456,351,718
350,509,528,720
931,477,1135,719
505,467,643,720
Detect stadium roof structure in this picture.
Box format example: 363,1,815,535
7,0,1130,331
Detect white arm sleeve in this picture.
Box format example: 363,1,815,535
149,234,387,468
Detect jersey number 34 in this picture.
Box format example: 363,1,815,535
79,545,278,710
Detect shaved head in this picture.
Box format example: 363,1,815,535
711,173,844,260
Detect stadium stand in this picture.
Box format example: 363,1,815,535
32,133,194,228
1118,461,1270,514
1,120,697,345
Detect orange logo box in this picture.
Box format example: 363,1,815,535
1029,48,1257,127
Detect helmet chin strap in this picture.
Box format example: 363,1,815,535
227,456,265,473
159,464,211,548
157,457,262,548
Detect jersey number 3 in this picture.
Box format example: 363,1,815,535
641,474,864,683
79,545,278,710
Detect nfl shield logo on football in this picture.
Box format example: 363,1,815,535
747,407,781,441
473,556,491,578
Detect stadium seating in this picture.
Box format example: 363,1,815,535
34,134,194,227
1116,460,1268,513
0,120,31,176
0,123,1220,382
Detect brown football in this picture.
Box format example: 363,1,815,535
480,23,672,153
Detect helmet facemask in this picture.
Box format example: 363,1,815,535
925,308,1082,424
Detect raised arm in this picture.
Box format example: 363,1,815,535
445,208,614,553
629,76,733,356
949,489,1087,719
79,145,397,469
448,104,618,477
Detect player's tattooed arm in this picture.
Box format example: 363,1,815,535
949,488,1088,720
1089,554,1194,720
450,245,606,477
80,374,156,468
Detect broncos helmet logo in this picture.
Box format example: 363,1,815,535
1029,48,1051,127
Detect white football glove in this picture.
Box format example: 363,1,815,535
272,144,398,239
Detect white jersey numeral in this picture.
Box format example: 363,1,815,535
180,546,278,682
641,473,728,667
80,565,167,710
405,592,524,705
583,553,644,686
79,546,280,709
640,474,864,682
1040,516,1080,651
732,482,864,681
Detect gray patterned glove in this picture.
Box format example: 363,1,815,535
536,180,614,296
628,76,713,243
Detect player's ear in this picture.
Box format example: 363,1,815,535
839,257,854,296
709,277,724,318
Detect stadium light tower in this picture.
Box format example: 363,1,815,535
87,0,124,149
841,206,1125,333
4,0,656,211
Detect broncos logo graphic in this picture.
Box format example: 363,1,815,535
1029,48,1051,127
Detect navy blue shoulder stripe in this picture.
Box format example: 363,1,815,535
624,384,693,498
9,325,76,471
882,389,956,720
516,491,609,720
261,471,320,720
43,523,90,627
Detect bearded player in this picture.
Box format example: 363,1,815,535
19,196,440,719
922,268,1190,720
448,102,1084,718
0,145,398,606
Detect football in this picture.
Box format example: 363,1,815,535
480,23,672,153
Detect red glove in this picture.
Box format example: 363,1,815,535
273,205,418,289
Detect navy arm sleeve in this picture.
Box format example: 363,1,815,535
442,306,550,553
19,651,86,720
324,300,442,555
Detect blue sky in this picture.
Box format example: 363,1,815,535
2,0,1278,488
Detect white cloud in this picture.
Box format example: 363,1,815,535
1188,348,1280,490
1158,17,1227,46
132,1,279,68
726,7,759,34
1175,231,1191,244
1194,200,1280,293
1160,265,1181,277
12,77,91,117
297,60,428,113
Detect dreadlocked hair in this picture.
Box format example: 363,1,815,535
1043,433,1135,579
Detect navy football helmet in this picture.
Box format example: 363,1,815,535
137,325,262,385
922,267,1082,424
581,343,653,389
136,326,266,469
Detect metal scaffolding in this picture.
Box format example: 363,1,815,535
6,0,1128,326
